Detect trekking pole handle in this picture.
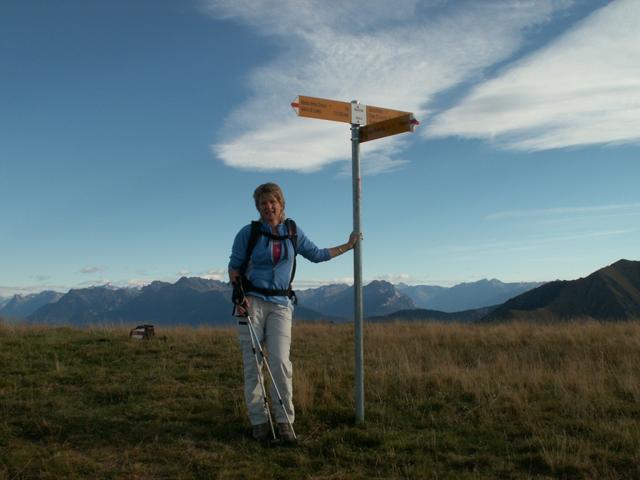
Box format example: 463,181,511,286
231,279,249,317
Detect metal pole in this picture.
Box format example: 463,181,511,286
351,120,365,423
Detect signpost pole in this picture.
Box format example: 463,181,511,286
351,119,365,423
292,94,419,425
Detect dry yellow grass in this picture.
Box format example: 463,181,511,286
292,320,640,477
1,319,639,479
295,320,640,407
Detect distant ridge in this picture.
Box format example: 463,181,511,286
368,306,495,323
29,287,138,325
110,277,234,327
0,291,63,318
397,279,542,312
297,280,415,318
483,259,640,321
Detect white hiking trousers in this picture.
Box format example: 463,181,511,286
237,296,294,426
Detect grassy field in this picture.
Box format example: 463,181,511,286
1,320,639,479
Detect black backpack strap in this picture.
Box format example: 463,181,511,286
284,219,298,295
239,221,262,276
285,218,297,254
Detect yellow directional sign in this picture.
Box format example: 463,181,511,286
291,95,415,127
291,95,351,123
359,113,417,143
366,105,410,124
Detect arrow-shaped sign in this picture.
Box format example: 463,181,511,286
290,95,351,123
359,113,419,143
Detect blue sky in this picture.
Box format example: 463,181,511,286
1,0,639,297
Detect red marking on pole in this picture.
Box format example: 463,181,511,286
411,118,420,126
291,102,300,108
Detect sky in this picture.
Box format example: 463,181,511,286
1,0,639,297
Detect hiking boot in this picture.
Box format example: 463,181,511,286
252,423,270,441
277,422,297,444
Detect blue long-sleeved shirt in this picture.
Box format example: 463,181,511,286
229,220,331,306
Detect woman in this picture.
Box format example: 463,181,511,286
228,182,358,443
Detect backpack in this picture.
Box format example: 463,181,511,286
239,218,298,302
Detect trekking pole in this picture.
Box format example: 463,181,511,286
244,316,277,441
245,315,297,441
233,281,276,441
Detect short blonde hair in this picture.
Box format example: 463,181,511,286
253,182,286,222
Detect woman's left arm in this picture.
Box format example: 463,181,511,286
328,232,360,259
296,227,360,262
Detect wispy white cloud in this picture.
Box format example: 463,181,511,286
486,202,640,220
292,274,443,289
76,279,112,287
373,273,420,284
0,285,68,297
294,277,353,289
202,269,227,281
77,279,152,290
550,229,635,242
427,0,640,150
204,0,572,172
80,266,108,274
30,274,52,282
439,229,634,257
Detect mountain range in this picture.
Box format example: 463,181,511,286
371,259,640,322
483,259,640,321
13,278,412,326
2,259,639,326
27,278,234,327
2,277,520,326
295,280,416,319
0,291,63,318
396,279,542,312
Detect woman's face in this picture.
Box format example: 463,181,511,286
258,194,283,225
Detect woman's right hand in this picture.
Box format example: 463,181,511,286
229,269,241,286
229,269,250,316
234,298,250,317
